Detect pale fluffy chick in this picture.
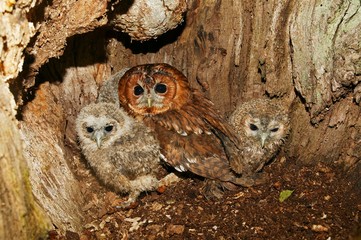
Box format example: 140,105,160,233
76,102,161,207
228,98,290,177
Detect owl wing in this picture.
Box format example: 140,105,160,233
152,90,246,176
152,90,240,143
211,127,250,174
155,122,236,182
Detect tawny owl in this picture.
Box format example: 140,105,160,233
228,98,290,176
117,63,258,197
75,102,161,207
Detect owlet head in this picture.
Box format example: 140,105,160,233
244,115,287,148
76,102,132,149
230,99,290,149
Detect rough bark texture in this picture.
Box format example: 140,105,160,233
23,0,108,88
0,83,51,239
110,0,187,41
0,0,51,239
0,0,36,81
1,0,360,235
287,0,361,166
20,32,110,231
108,0,361,167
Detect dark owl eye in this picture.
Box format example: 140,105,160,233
104,125,113,132
154,83,167,94
249,124,258,131
271,128,279,132
134,85,144,96
86,127,94,133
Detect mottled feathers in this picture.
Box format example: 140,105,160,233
117,63,254,194
228,98,290,176
75,102,161,207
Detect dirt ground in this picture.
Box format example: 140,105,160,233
47,154,361,240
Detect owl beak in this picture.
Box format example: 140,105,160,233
261,133,268,148
92,131,104,148
147,97,153,107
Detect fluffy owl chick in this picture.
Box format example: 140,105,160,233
76,102,161,207
228,98,290,176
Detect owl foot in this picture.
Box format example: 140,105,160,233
116,199,139,209
233,172,269,187
201,179,226,200
116,191,140,209
157,173,182,193
232,175,256,187
159,173,182,187
252,172,269,185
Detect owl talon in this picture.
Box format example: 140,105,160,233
252,172,269,185
201,180,225,200
116,199,139,209
233,176,256,187
157,173,182,193
159,173,181,186
157,185,166,193
233,172,269,187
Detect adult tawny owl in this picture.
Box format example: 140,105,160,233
75,102,161,207
228,98,290,176
117,63,257,197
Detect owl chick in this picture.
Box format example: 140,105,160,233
75,102,161,207
118,63,259,198
228,98,290,176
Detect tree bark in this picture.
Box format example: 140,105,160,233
19,32,110,232
1,0,51,238
107,0,361,166
1,0,360,234
0,83,50,239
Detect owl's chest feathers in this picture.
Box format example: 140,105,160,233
243,146,264,155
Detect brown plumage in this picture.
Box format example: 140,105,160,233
228,98,290,176
75,102,161,207
117,63,256,197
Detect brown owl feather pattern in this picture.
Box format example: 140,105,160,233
228,98,290,176
75,102,161,207
117,63,256,191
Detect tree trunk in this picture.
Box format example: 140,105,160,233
1,1,51,239
0,83,50,239
1,0,360,235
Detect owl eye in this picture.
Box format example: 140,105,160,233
270,127,279,132
249,124,258,131
154,83,167,94
104,125,113,132
134,85,144,96
86,127,94,133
